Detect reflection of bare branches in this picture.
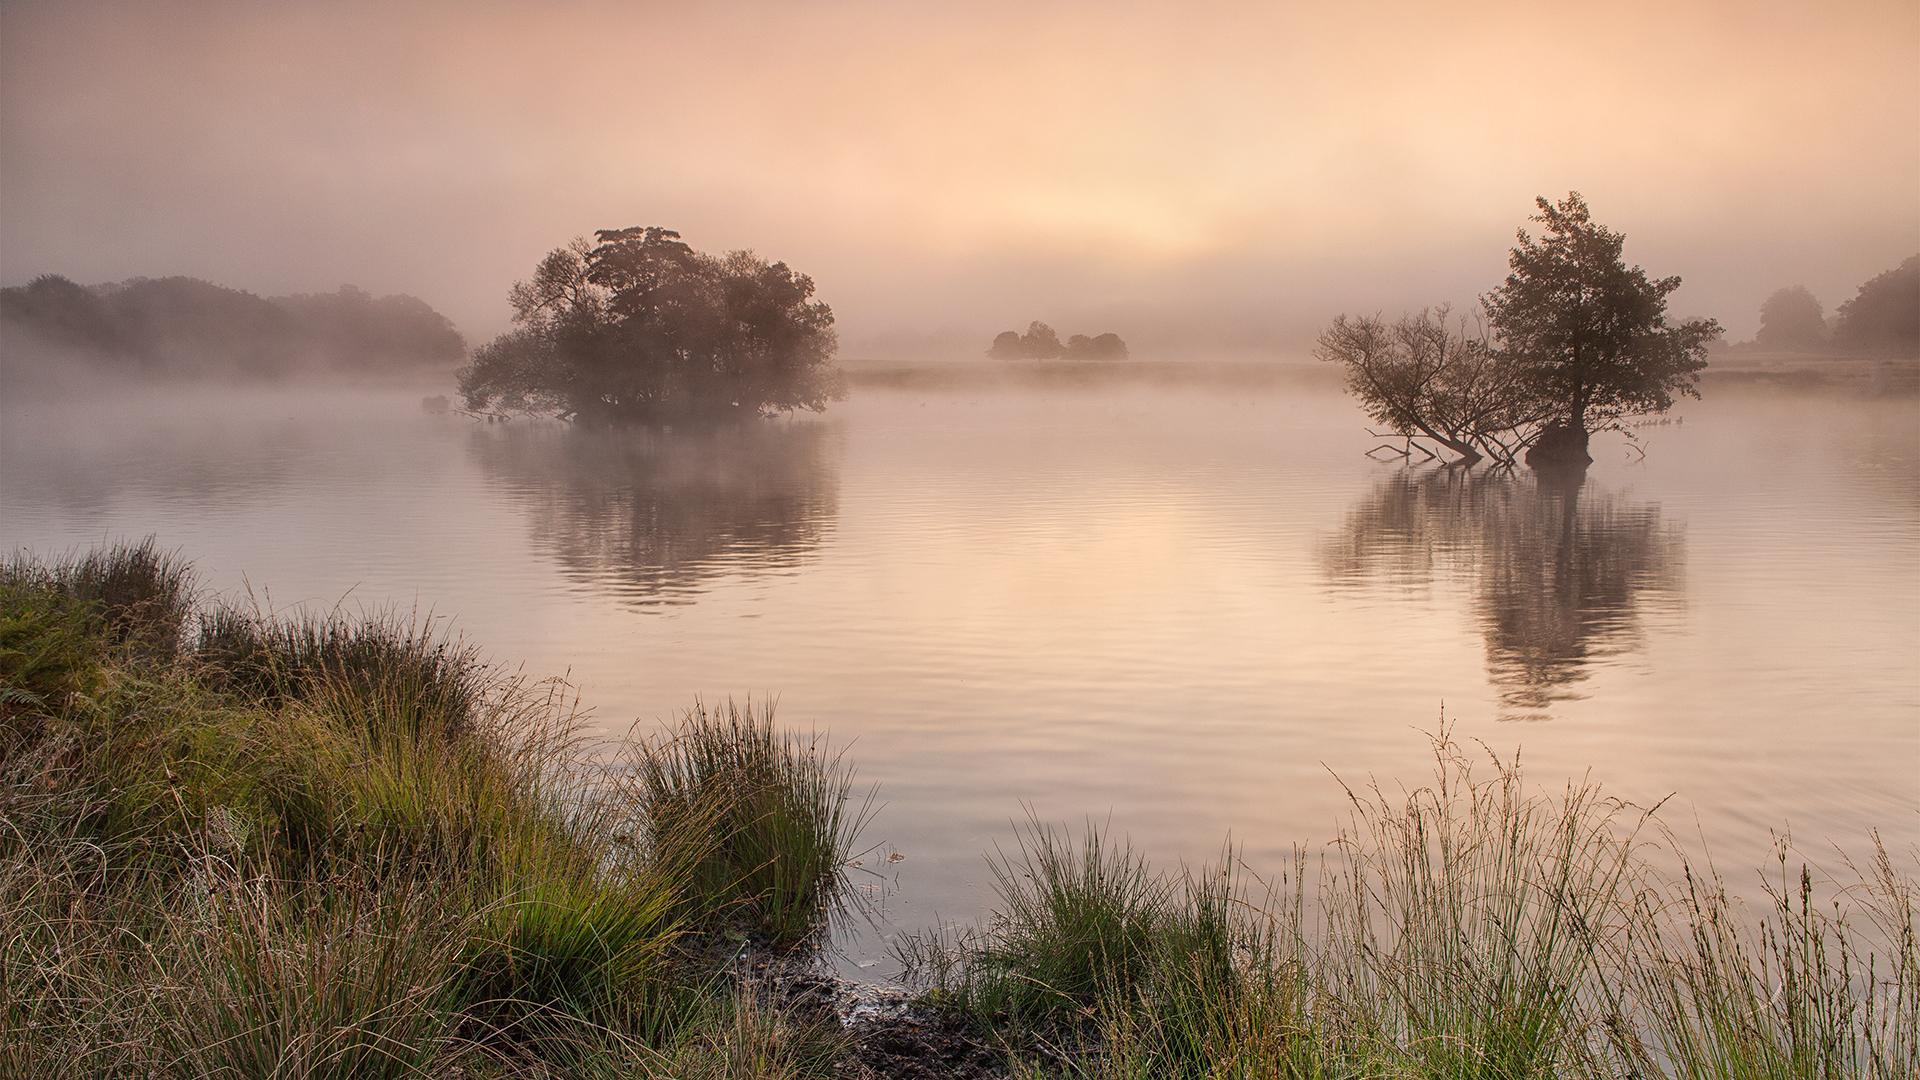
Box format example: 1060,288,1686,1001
468,420,841,606
1324,467,1684,719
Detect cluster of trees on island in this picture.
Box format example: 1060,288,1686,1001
1741,256,1919,355
457,228,843,424
0,274,465,380
987,321,1129,361
1319,193,1721,470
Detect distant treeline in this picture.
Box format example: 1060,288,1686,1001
0,273,465,379
1736,254,1918,355
989,320,1128,361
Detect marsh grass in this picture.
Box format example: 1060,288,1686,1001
1,537,194,722
0,577,105,722
23,537,196,653
1309,743,1651,1078
627,700,874,950
5,543,1913,1079
968,820,1178,1028
146,869,475,1080
1613,839,1920,1079
0,545,866,1078
505,985,849,1080
196,602,487,736
906,733,1920,1079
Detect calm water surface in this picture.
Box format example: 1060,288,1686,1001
4,372,1916,971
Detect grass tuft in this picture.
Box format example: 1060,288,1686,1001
627,700,872,951
195,603,486,737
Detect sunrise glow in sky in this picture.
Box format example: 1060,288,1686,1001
3,0,1916,352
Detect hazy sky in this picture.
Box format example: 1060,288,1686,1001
3,0,1916,354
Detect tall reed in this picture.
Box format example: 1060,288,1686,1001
905,732,1919,1079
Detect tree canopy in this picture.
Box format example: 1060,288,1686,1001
1832,255,1919,356
1021,321,1062,360
458,228,842,423
987,330,1025,360
1482,193,1719,437
1065,332,1129,360
1754,285,1828,351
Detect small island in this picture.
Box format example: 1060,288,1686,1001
987,321,1129,362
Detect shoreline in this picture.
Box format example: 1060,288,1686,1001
4,540,1914,1078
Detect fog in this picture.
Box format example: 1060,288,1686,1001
7,3,1920,1068
4,0,1916,356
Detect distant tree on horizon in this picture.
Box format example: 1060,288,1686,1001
987,323,1127,360
0,272,465,379
1090,331,1128,359
1832,254,1919,356
0,275,126,361
275,284,465,370
1064,331,1129,360
1020,320,1063,360
1754,285,1827,352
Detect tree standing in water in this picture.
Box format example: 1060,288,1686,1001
1321,194,1717,469
1482,193,1720,466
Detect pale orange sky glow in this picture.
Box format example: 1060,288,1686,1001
3,0,1916,352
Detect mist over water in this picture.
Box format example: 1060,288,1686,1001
4,374,1914,970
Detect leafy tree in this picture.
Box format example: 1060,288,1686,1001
1754,285,1827,351
1483,193,1720,455
988,330,1024,360
1019,320,1062,360
458,227,843,423
1064,333,1094,358
1832,255,1919,356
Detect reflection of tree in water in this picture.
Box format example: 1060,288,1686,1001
468,421,840,606
1324,468,1683,719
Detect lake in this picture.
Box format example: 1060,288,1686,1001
3,366,1916,973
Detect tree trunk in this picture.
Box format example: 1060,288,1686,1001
1403,417,1482,465
1526,422,1591,469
